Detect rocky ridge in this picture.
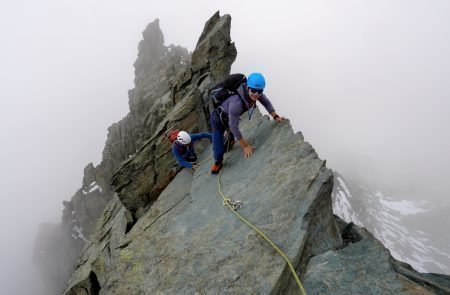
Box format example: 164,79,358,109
33,16,195,294
36,12,450,295
64,105,450,294
110,12,237,220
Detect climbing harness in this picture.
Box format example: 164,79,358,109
216,162,307,295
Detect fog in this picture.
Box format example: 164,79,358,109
1,0,449,292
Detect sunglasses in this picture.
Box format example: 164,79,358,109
249,87,263,94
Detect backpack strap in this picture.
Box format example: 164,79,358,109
215,84,250,128
237,84,249,111
173,141,194,155
172,141,184,154
238,84,258,120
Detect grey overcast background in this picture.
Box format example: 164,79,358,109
1,0,449,292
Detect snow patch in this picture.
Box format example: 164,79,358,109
337,176,352,197
72,225,88,242
82,181,103,195
332,173,450,274
379,198,428,216
332,177,363,226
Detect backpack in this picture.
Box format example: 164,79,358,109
209,73,247,109
167,129,180,143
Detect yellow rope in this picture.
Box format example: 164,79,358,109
217,164,307,295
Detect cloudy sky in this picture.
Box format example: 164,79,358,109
1,0,449,292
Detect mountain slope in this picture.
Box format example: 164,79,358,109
333,172,450,275
35,11,450,295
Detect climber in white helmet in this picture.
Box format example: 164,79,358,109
169,130,212,170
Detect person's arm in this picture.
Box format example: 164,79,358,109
269,111,285,122
259,95,285,122
172,145,193,169
190,132,212,143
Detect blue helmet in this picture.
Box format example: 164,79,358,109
247,72,266,90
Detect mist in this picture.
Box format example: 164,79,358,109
1,0,449,292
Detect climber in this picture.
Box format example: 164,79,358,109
210,72,286,174
170,130,212,171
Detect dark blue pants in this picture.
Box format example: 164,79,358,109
210,110,226,163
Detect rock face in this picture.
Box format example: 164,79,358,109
111,12,236,219
37,11,450,295
332,172,450,275
303,219,450,294
32,223,84,295
64,109,450,294
64,109,341,294
103,19,191,178
33,164,112,294
33,17,194,294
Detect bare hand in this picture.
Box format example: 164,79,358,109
243,145,256,158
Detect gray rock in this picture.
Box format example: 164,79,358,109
38,11,450,295
191,11,237,81
64,109,343,294
133,18,166,80
32,223,85,294
103,18,190,177
33,177,113,294
33,17,191,294
111,12,237,217
303,220,450,294
82,163,95,187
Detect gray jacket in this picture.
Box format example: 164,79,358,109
220,84,275,140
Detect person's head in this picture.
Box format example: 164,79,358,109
247,72,266,102
176,131,191,145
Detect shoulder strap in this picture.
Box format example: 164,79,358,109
173,141,193,154
236,84,248,110
172,141,184,154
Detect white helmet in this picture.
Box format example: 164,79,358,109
176,131,191,145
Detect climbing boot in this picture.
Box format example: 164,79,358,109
211,162,223,174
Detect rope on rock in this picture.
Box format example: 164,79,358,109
216,163,307,295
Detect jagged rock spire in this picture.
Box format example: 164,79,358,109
111,12,237,218
134,19,165,79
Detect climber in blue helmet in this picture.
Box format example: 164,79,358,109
210,72,286,174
